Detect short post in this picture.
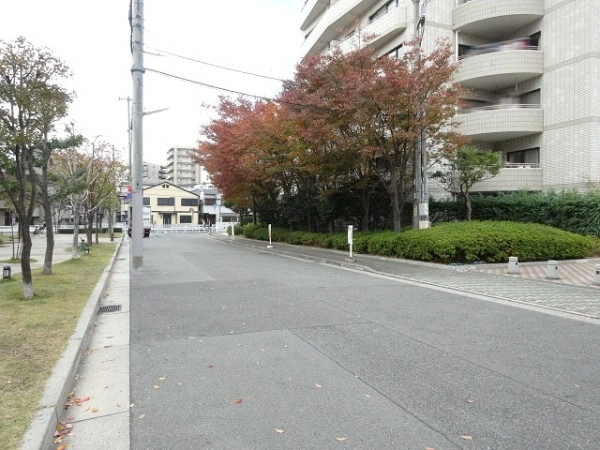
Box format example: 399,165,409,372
546,260,560,279
231,223,235,239
267,224,273,249
507,256,520,275
345,225,355,262
3,266,11,280
349,225,354,258
592,264,600,286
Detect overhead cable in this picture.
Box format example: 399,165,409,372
144,45,288,82
145,68,330,112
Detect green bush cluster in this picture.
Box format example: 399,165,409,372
431,190,600,237
240,221,599,264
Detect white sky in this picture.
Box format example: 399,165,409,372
1,0,304,165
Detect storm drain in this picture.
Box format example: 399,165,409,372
98,304,122,314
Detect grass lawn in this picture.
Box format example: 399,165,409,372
0,241,117,449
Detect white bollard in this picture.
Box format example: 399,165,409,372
507,256,520,274
546,260,560,279
593,264,600,286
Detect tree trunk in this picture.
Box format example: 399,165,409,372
465,192,473,221
390,174,402,232
361,187,370,232
19,221,34,299
41,166,54,275
108,207,114,242
72,207,80,259
86,210,93,245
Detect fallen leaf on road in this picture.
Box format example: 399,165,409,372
315,383,322,388
574,384,581,388
424,447,436,450
91,407,99,413
138,414,145,419
335,437,347,442
153,385,160,389
208,365,214,369
158,377,166,380
461,435,473,440
67,416,75,421
233,398,242,404
466,399,474,404
274,429,284,434
364,394,372,398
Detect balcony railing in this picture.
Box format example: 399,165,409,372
453,0,544,38
455,104,543,141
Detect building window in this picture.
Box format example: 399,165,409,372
157,197,175,206
181,198,197,207
369,0,399,23
387,44,404,59
507,148,540,165
143,197,150,206
180,215,192,224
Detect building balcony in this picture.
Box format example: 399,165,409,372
336,6,406,53
456,48,543,90
301,0,330,31
453,0,544,40
301,0,372,58
471,163,543,192
455,105,543,142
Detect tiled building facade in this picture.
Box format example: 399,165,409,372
300,0,600,193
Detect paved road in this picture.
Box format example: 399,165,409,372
129,233,600,450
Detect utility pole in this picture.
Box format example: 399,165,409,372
131,0,144,270
412,0,431,230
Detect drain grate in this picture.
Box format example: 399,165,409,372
98,304,122,314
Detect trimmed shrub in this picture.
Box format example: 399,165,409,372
240,221,599,264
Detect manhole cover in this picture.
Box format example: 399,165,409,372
98,304,122,314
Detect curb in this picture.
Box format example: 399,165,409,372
20,236,125,450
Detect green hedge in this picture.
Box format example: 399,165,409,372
241,221,599,264
431,190,600,237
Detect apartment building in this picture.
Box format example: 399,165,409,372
300,0,600,194
143,161,167,186
165,146,213,189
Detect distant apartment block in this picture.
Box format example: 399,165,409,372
300,0,600,194
143,161,167,186
165,146,213,189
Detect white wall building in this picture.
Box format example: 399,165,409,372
165,146,213,189
143,161,167,186
300,0,600,194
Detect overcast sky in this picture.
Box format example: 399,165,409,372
1,0,304,165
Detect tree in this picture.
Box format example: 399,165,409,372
280,40,465,231
431,145,504,220
38,133,82,274
0,37,72,298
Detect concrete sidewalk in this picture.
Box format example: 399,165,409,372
18,236,127,450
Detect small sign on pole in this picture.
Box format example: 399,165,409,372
347,225,353,259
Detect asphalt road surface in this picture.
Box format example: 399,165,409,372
130,233,600,450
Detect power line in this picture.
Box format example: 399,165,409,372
145,67,330,112
144,45,288,82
